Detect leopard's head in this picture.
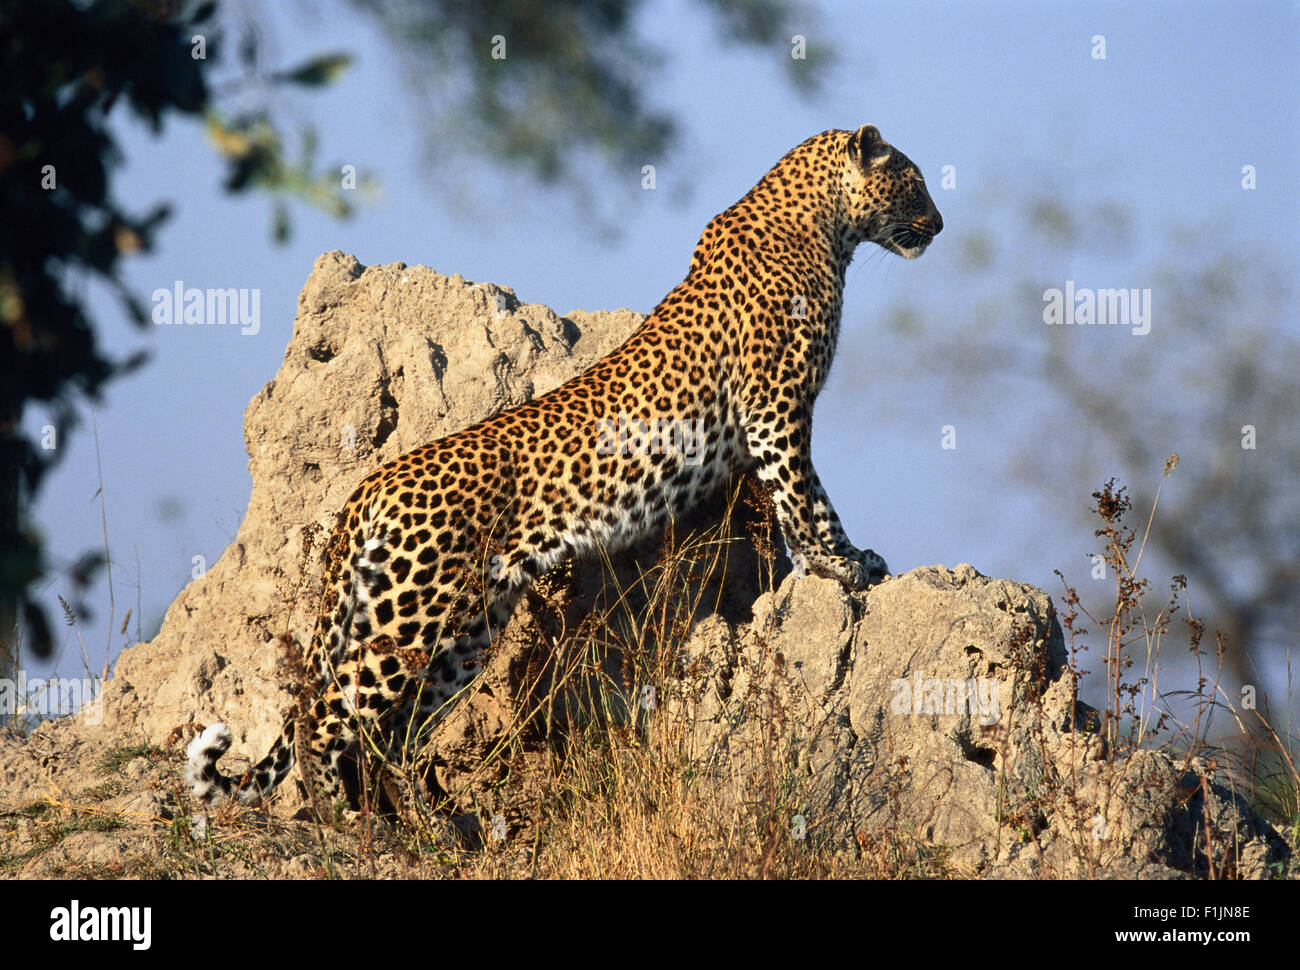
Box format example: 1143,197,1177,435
841,124,943,259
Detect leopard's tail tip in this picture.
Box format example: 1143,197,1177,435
185,722,234,804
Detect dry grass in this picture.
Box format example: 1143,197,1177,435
985,463,1298,878
389,478,909,878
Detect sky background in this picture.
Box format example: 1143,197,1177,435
21,1,1300,725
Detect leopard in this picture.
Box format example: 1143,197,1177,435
186,123,943,824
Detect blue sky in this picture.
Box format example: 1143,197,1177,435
22,1,1299,720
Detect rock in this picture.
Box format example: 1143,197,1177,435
664,565,1288,878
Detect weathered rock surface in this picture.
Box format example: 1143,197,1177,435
0,254,1288,879
666,567,1287,878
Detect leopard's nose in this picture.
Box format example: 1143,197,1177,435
912,212,942,238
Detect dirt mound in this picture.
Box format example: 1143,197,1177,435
0,255,1288,879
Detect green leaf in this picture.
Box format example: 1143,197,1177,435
191,1,218,24
272,202,291,243
273,54,352,88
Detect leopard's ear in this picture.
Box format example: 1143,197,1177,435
847,125,891,169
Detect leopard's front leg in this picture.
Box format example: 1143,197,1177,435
809,466,889,582
744,406,888,590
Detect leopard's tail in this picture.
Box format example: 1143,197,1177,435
186,715,298,807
